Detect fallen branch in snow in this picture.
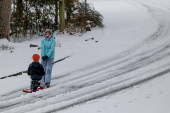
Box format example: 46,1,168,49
29,44,41,50
8,72,22,77
53,56,70,64
0,72,23,79
30,44,39,48
0,56,71,79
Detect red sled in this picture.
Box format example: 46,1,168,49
23,88,44,93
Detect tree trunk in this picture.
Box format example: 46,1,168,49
0,0,12,40
55,0,59,30
17,0,23,21
59,0,65,32
25,0,28,30
65,0,72,25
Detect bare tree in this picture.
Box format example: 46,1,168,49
0,0,12,40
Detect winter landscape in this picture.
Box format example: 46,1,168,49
1,0,170,113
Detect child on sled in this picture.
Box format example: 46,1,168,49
27,54,45,90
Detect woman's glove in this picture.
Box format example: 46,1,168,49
42,55,48,61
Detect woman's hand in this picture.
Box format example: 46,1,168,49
42,55,48,61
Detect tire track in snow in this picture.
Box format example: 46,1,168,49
0,32,166,103
47,68,170,113
2,62,170,113
0,28,160,102
1,22,167,113
0,21,161,101
1,42,170,112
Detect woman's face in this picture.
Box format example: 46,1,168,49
46,32,50,37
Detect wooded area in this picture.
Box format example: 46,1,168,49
0,0,104,41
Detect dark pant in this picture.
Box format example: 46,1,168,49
31,75,42,80
30,75,42,90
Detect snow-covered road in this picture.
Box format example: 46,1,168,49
1,0,170,113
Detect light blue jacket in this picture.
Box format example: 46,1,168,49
41,36,56,58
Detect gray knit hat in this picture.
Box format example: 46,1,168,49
45,29,51,34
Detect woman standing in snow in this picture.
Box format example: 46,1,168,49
41,29,56,87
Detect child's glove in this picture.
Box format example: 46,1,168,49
42,55,48,61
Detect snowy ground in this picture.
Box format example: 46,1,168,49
1,0,170,113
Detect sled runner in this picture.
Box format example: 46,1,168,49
23,87,44,93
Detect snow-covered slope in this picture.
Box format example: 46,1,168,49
0,0,170,113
